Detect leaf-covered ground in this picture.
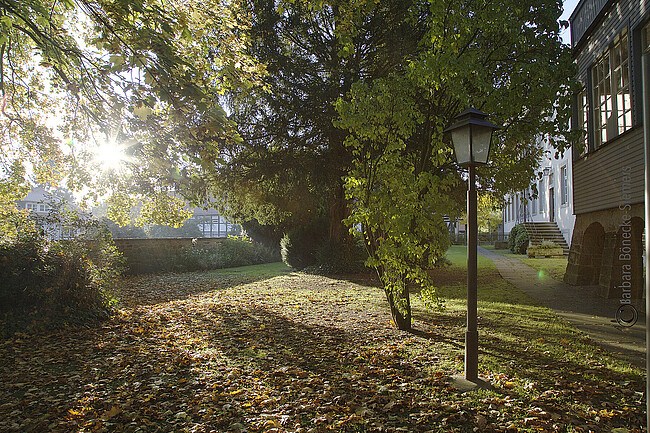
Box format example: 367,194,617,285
0,260,646,432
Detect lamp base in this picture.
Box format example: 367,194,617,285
448,375,492,393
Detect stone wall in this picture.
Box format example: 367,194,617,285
113,238,227,274
564,204,644,299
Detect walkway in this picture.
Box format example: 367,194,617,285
478,247,646,367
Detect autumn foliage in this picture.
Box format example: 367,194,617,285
0,211,122,336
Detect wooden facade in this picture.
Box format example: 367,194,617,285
571,0,648,210
565,0,648,299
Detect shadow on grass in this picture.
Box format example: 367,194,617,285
114,262,293,308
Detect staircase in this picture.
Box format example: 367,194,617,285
523,222,570,256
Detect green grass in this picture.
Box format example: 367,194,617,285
205,261,292,279
519,257,568,282
485,245,569,282
418,244,642,380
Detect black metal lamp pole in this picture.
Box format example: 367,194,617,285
466,164,479,380
445,108,499,383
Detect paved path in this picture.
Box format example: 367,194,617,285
478,247,646,367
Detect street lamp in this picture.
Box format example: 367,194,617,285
445,107,500,383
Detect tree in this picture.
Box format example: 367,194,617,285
459,193,503,234
338,76,461,329
216,0,427,248
337,0,577,329
0,0,260,230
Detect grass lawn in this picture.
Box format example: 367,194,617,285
486,245,569,282
518,257,569,282
0,252,644,432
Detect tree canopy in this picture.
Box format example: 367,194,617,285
212,0,430,244
0,0,260,229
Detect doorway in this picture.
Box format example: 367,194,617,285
549,188,555,222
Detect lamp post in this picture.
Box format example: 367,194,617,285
445,108,500,382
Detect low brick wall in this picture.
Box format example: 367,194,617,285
113,238,227,274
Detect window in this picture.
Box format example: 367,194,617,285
643,21,650,54
577,88,588,154
515,195,519,221
592,29,631,148
560,165,569,205
531,187,537,215
538,179,545,213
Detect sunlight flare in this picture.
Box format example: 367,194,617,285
93,139,129,171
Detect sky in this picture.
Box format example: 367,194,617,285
560,0,581,45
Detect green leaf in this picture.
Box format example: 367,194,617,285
35,16,50,28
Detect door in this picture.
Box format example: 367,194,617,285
549,188,555,222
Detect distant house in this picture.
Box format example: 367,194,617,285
503,135,575,253
563,0,647,299
15,186,82,239
17,186,242,240
15,186,54,215
187,207,242,238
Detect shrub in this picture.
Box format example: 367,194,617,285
280,231,316,270
307,239,369,274
171,236,280,273
0,208,122,336
508,224,521,252
539,240,561,249
514,228,530,254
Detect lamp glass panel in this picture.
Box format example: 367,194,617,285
451,127,471,164
471,124,493,164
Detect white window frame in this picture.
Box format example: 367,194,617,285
560,165,569,205
592,28,631,148
577,88,588,154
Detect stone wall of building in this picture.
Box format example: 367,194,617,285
113,238,226,274
564,204,644,299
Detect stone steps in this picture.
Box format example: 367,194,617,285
523,222,569,255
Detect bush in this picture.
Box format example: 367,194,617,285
0,208,122,336
514,228,530,254
172,236,280,273
539,240,561,249
307,239,369,274
508,224,521,252
280,231,316,270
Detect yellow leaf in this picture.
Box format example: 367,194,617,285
133,105,153,120
102,405,122,420
68,408,83,417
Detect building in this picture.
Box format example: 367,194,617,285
502,135,575,253
564,0,648,299
15,186,54,215
15,186,82,239
189,207,242,238
17,186,241,239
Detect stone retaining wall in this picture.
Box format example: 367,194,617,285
564,204,644,299
113,238,226,274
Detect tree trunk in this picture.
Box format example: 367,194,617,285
385,285,412,331
328,182,351,245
